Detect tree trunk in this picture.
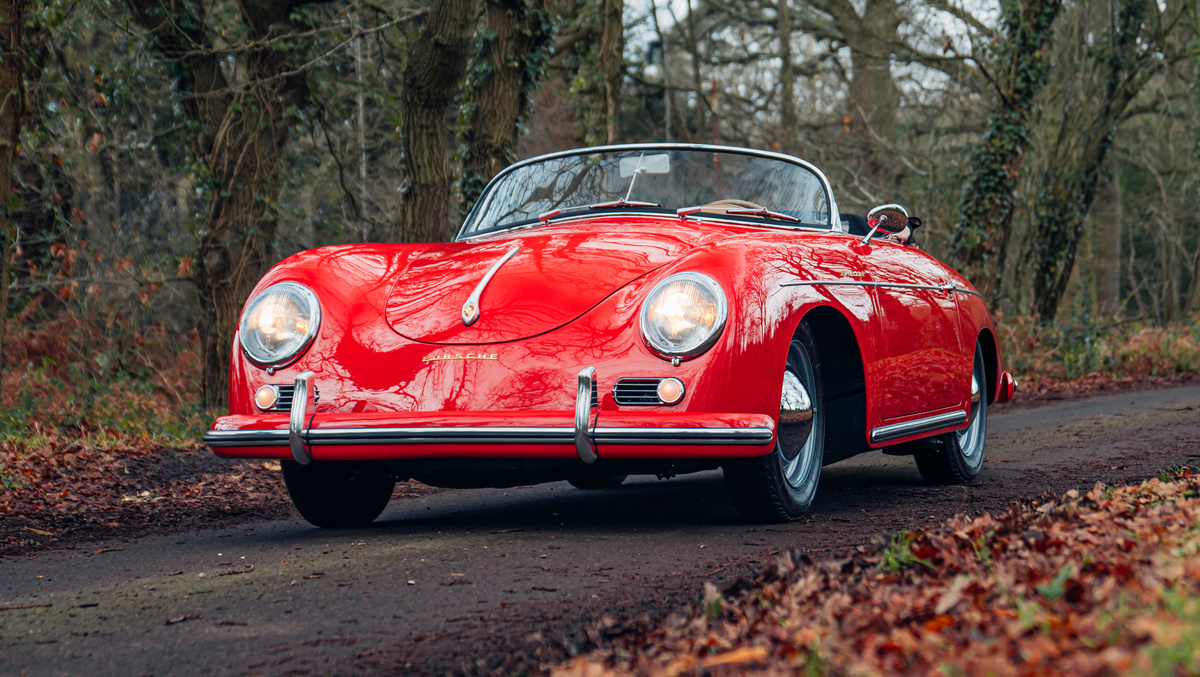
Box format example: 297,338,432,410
600,0,624,144
0,0,24,376
193,91,289,409
396,0,477,243
461,0,553,212
841,0,901,144
777,0,796,152
129,0,310,409
1030,0,1155,320
1190,18,1200,313
1090,164,1122,317
949,0,1062,303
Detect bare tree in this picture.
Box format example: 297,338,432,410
948,0,1062,303
127,0,321,408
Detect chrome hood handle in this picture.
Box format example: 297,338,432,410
462,245,520,326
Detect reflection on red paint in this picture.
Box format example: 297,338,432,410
216,214,1006,459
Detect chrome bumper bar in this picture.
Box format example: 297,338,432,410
206,367,774,460
203,426,774,448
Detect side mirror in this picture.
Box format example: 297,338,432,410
862,203,910,245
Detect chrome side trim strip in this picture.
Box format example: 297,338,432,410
870,410,968,444
780,279,984,298
203,426,775,448
462,245,520,326
575,367,598,464
289,371,315,464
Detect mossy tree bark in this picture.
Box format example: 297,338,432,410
396,0,477,243
460,0,554,213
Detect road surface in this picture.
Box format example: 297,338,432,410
3,386,1200,675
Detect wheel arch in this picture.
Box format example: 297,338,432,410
798,305,870,464
976,327,999,404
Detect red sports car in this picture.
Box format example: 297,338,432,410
205,144,1016,527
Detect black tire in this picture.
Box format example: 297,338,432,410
914,342,988,484
723,321,826,522
281,461,396,528
567,473,628,490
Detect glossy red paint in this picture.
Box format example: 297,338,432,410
386,222,728,344
996,371,1017,403
210,212,1007,461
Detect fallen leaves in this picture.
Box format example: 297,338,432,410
555,471,1200,676
0,443,293,556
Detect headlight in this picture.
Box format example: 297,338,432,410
639,272,727,358
239,282,321,367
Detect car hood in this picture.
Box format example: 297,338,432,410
386,220,722,344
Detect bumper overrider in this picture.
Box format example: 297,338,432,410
204,368,779,464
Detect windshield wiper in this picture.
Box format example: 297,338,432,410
538,199,661,224
676,205,800,223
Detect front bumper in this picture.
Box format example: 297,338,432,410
205,368,776,463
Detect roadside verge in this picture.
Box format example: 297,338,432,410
554,469,1200,676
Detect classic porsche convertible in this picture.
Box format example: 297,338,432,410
204,143,1015,527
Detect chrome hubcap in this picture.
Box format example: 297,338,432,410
779,371,813,460
779,358,818,489
957,373,983,459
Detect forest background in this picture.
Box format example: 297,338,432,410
0,0,1198,451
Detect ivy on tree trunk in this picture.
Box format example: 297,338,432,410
459,0,556,214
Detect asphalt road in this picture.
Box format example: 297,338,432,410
4,386,1200,676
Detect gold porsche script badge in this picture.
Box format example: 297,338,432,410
422,352,499,363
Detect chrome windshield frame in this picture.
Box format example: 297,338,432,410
455,143,843,241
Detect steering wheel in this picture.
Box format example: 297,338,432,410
701,199,766,211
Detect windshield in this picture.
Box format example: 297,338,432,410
461,147,831,238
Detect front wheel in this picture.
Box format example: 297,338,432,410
914,342,987,484
723,322,826,522
281,461,396,528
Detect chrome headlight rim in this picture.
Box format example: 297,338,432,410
238,281,322,368
639,271,728,360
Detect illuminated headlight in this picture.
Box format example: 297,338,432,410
639,272,727,358
239,282,321,367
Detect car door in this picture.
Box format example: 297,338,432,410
857,239,965,419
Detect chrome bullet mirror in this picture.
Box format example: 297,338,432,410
862,203,910,245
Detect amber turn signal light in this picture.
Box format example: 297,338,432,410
255,385,279,410
656,377,685,405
